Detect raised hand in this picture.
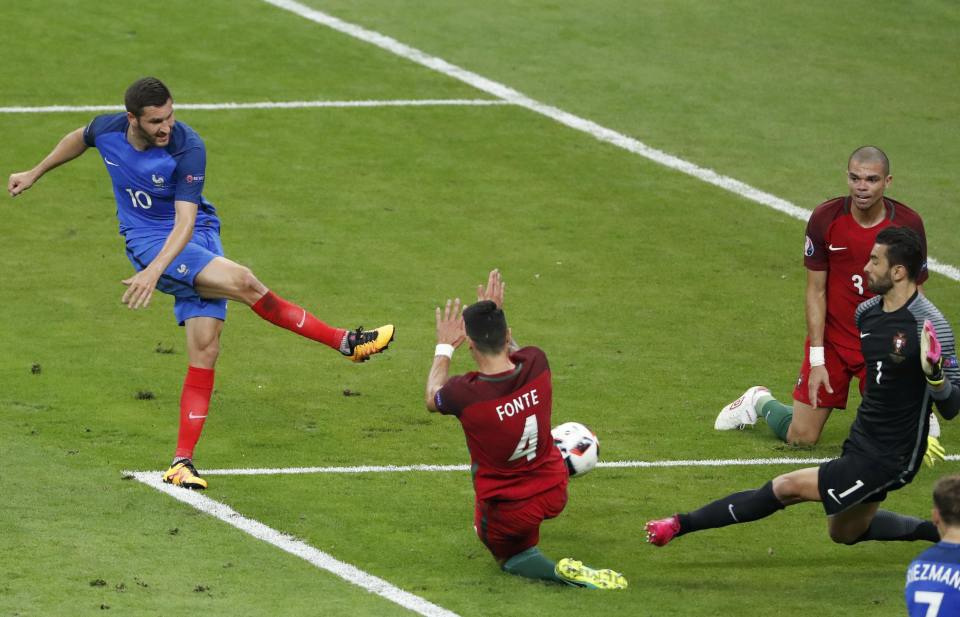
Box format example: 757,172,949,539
921,319,944,382
477,268,505,308
435,298,466,348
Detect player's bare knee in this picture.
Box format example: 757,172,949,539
772,474,802,502
189,338,220,367
828,527,860,545
786,423,822,447
234,266,267,303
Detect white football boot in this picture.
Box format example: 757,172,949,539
714,386,770,430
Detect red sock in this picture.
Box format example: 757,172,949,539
250,290,346,350
174,366,215,461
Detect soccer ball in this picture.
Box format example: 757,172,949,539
552,422,600,477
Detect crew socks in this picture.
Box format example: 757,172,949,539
756,394,793,442
678,481,785,535
251,291,346,350
851,510,940,544
174,366,215,461
501,547,564,583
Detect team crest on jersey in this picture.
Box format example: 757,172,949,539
151,174,165,187
804,235,814,257
889,332,908,363
945,356,959,370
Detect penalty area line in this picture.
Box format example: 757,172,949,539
130,472,461,617
125,454,960,477
0,99,510,114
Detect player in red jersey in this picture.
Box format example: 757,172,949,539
715,147,941,454
425,270,626,589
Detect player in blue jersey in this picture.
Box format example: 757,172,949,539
8,77,394,489
906,475,960,616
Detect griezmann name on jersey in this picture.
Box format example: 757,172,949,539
83,113,220,239
906,542,960,617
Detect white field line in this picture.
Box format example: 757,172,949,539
0,99,508,114
260,0,960,284
130,472,461,617
124,454,960,477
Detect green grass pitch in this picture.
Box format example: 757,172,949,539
2,1,960,615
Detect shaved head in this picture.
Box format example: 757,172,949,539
849,146,890,176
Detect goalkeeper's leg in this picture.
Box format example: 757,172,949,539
647,468,819,546
829,505,939,544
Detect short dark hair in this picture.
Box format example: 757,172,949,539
463,300,508,355
875,226,923,281
849,145,890,176
124,77,172,117
934,475,960,526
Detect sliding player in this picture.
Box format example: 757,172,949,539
425,270,626,589
650,228,957,551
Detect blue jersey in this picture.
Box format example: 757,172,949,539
82,113,220,239
906,542,960,616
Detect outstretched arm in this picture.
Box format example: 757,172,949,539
425,298,466,412
8,127,87,197
922,320,960,420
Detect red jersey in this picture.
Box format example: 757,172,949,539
435,346,567,502
804,196,927,351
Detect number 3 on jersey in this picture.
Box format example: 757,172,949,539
852,274,864,295
508,415,539,462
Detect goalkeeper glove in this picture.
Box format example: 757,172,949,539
925,434,946,468
921,319,944,386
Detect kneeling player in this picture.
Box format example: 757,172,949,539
647,227,959,550
425,270,626,589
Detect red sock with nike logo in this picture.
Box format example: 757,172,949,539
250,291,346,350
174,366,215,461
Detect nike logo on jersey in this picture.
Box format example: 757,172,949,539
296,310,307,328
860,332,871,338
188,412,207,420
104,158,120,167
828,244,848,252
826,488,842,504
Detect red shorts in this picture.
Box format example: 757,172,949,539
474,481,568,561
791,337,865,409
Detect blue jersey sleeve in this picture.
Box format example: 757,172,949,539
83,113,127,148
172,144,207,205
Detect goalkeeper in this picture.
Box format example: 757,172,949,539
648,227,960,548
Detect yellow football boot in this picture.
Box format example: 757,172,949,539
555,558,628,590
162,460,208,490
344,325,395,363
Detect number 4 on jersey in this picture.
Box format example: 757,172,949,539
509,415,539,462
